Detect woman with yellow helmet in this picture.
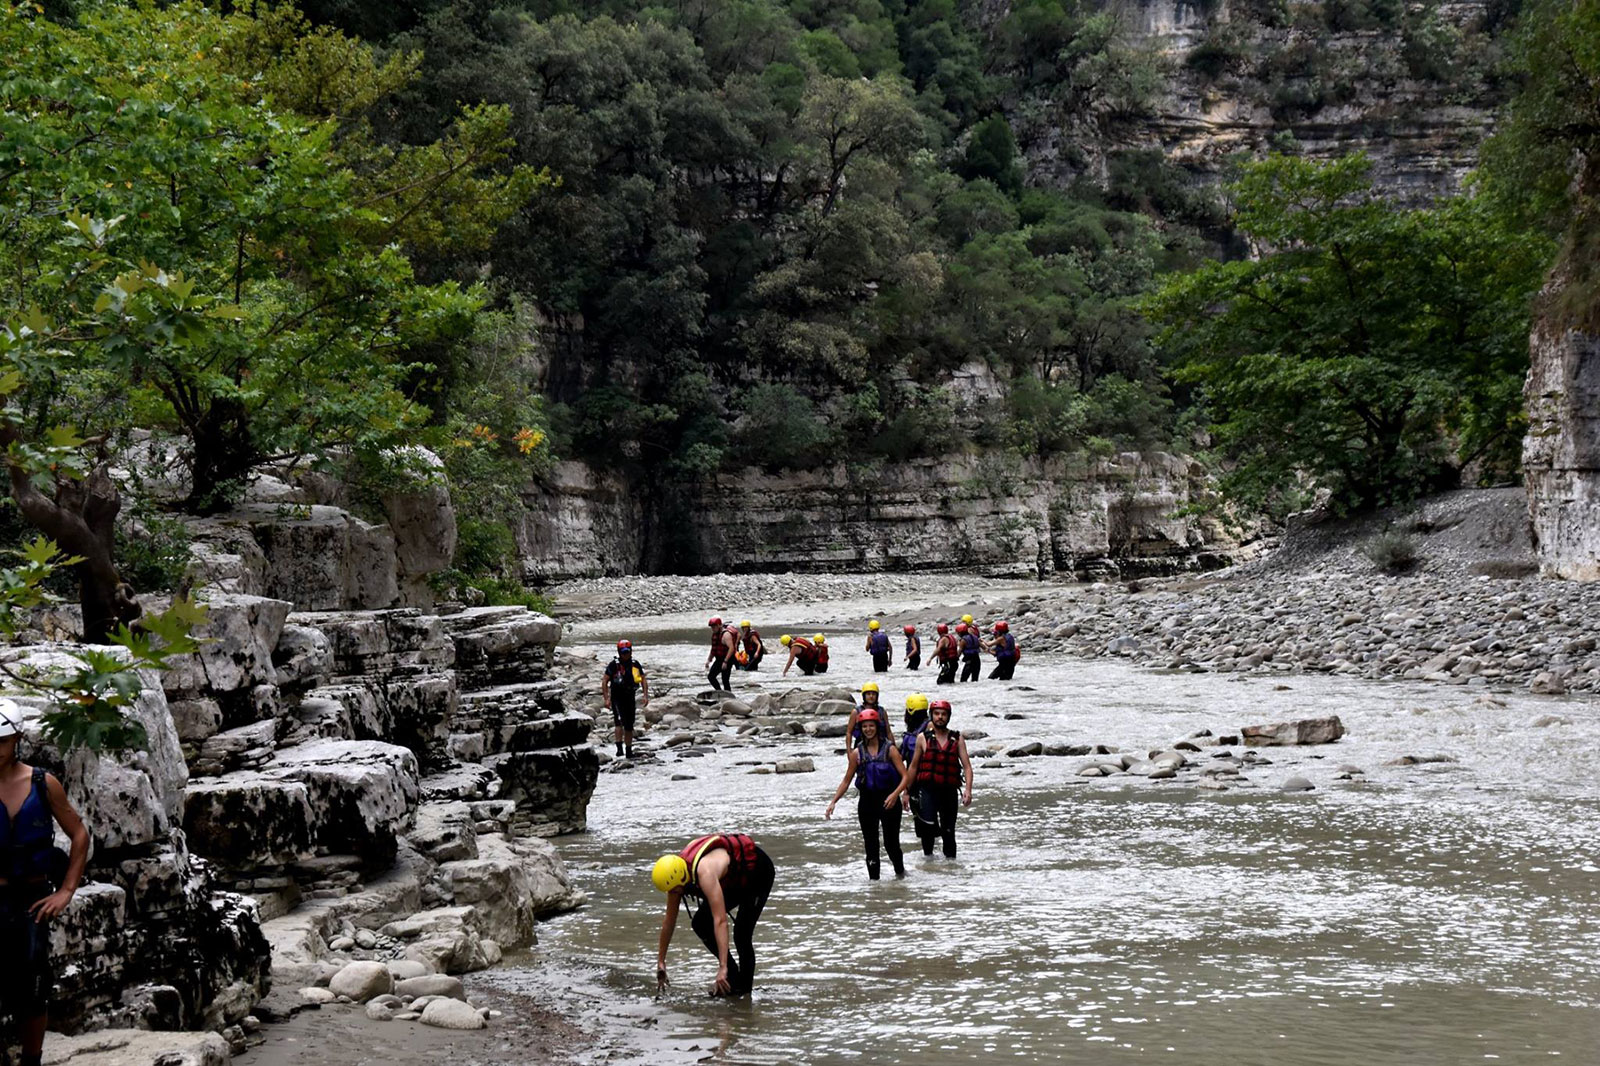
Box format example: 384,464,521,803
649,833,773,998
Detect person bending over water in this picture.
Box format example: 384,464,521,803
652,833,774,997
891,698,972,858
0,700,90,1066
825,708,908,880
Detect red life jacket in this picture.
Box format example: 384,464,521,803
936,635,958,662
816,644,830,666
791,637,815,661
916,730,963,788
711,629,736,659
678,833,760,896
743,630,762,654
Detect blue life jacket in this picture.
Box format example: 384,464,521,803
899,722,926,768
961,632,980,656
869,631,890,655
996,634,1017,659
856,740,899,792
905,635,920,656
2,768,56,882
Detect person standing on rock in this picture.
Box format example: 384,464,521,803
957,622,982,683
738,621,765,671
934,623,959,685
987,621,1020,681
0,699,90,1066
899,693,932,853
902,625,921,671
813,634,830,674
865,620,892,673
706,618,738,691
652,833,774,998
824,708,908,880
891,698,972,859
779,634,817,676
602,640,650,759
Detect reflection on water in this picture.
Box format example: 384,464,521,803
526,626,1600,1065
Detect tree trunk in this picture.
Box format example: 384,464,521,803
1,441,140,644
185,396,258,515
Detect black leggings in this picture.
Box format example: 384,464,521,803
960,654,981,682
0,883,54,1017
856,788,904,880
689,849,775,995
709,656,734,691
871,654,890,673
988,657,1016,680
936,658,957,684
906,653,921,671
915,786,960,858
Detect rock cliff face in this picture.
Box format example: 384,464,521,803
515,453,1253,580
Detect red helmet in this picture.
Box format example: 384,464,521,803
857,707,882,724
708,617,722,627
616,639,632,651
903,624,916,635
993,620,1009,633
936,623,949,634
929,699,952,713
955,623,968,634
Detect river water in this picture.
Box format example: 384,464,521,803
487,590,1600,1065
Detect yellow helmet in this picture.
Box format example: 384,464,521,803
779,634,793,646
813,633,826,644
961,614,974,625
905,692,929,712
740,620,752,628
861,682,880,694
868,619,881,630
651,854,690,893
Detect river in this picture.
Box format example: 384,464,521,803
482,587,1600,1065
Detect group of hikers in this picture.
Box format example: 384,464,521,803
783,614,1021,683
649,682,974,999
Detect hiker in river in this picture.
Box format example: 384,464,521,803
891,698,972,859
652,833,775,998
779,633,817,676
865,620,892,673
934,622,959,685
987,620,1020,680
845,682,892,753
825,708,908,880
958,620,982,683
899,693,933,853
602,640,649,759
706,617,738,691
738,621,765,671
0,699,90,1066
813,633,830,674
902,624,921,671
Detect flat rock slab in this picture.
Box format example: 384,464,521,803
1241,716,1345,746
42,1030,230,1066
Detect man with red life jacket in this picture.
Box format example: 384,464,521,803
652,833,774,997
898,693,932,853
706,617,738,692
865,620,892,672
958,620,983,683
824,707,909,880
601,640,650,759
934,623,959,685
738,620,765,671
813,633,830,674
902,624,921,671
779,633,817,675
988,620,1020,680
890,698,973,858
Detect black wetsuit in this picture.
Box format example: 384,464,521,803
688,848,775,995
605,657,643,731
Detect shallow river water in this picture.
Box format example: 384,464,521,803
488,591,1600,1065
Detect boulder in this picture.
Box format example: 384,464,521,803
387,960,431,980
162,593,292,703
298,987,336,1004
1279,775,1316,792
407,802,478,864
1241,716,1345,747
264,740,419,860
816,699,855,717
419,998,487,1031
183,775,314,870
1006,742,1043,757
383,447,458,605
394,975,466,1001
273,625,333,689
41,1029,231,1066
202,503,400,611
328,961,394,1003
775,758,815,774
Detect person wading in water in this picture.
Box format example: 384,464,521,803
601,640,649,759
652,833,775,997
824,707,908,880
865,620,892,673
958,621,982,683
890,698,972,858
0,700,89,1066
933,623,958,685
779,634,817,676
706,618,738,691
987,620,1020,680
902,624,921,671
738,621,764,671
898,693,933,854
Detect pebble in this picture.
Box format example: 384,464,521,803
1280,775,1315,791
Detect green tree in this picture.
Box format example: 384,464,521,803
1146,154,1550,514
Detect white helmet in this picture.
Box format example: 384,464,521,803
0,697,22,739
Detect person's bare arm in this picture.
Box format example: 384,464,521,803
601,671,612,709
958,737,974,806
656,891,683,991
697,861,733,995
31,773,88,921
826,750,860,818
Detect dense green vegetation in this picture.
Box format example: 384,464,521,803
0,0,1583,600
